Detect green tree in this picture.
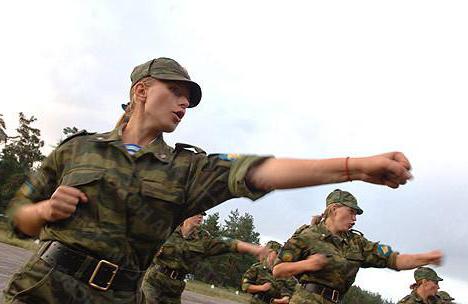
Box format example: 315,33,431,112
0,113,7,143
0,113,45,213
193,209,261,288
200,212,222,238
343,285,395,304
56,126,80,146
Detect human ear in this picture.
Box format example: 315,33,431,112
133,83,147,102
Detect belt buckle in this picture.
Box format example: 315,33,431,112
331,289,340,303
88,259,119,291
169,270,179,280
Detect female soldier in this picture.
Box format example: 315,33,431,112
242,241,297,304
273,189,443,304
4,57,413,303
398,267,443,304
141,212,265,304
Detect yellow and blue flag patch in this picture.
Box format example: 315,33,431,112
218,153,241,161
377,244,393,257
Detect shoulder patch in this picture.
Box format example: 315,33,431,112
59,130,95,147
377,244,393,257
175,143,206,154
217,153,241,161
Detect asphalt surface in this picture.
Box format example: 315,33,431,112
0,242,242,304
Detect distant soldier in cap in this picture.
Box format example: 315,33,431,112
398,267,444,304
273,190,443,304
437,291,455,304
242,241,297,303
4,55,414,303
141,212,266,304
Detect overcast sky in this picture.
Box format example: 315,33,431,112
1,1,467,302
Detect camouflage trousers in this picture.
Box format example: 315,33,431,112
140,267,186,304
2,254,144,304
289,284,340,304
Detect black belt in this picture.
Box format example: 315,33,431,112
301,282,342,303
39,241,143,291
154,264,187,280
253,293,274,303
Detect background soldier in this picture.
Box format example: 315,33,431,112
398,267,444,304
141,212,265,304
242,241,297,304
273,190,443,304
437,291,456,304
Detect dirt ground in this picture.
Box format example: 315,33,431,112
0,242,241,304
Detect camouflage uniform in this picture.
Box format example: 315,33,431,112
242,241,296,304
3,126,270,302
276,190,398,304
398,291,441,304
242,260,296,304
398,267,444,304
141,226,238,304
437,291,455,304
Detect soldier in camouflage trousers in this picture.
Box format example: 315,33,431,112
398,267,445,304
3,53,414,303
242,241,297,304
141,212,265,304
273,190,443,304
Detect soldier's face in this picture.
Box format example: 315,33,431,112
185,214,204,227
332,206,357,232
143,80,190,133
421,279,439,296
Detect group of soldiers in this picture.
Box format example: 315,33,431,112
140,190,457,304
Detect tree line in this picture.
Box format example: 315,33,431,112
0,112,394,304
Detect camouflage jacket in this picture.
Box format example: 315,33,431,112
150,226,238,273
242,259,297,301
276,222,399,294
7,127,270,270
398,291,442,304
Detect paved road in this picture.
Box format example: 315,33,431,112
0,242,241,304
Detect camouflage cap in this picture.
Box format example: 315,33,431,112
437,291,454,301
130,57,202,108
414,267,443,282
265,241,282,253
326,189,363,215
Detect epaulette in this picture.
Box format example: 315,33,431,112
292,224,310,237
59,130,95,147
350,229,364,237
175,143,206,154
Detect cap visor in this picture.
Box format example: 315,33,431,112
150,73,202,108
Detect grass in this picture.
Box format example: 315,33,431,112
0,219,39,251
185,280,251,303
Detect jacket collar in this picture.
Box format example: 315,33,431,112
90,126,174,163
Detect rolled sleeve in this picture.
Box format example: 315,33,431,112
184,154,272,219
6,151,58,238
360,237,399,270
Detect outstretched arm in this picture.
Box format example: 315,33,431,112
394,250,443,270
247,152,412,191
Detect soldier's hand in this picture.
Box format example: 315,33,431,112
38,186,88,222
260,282,272,292
423,250,444,266
305,253,328,271
352,152,412,189
272,296,290,303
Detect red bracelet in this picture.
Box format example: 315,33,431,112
345,157,352,182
